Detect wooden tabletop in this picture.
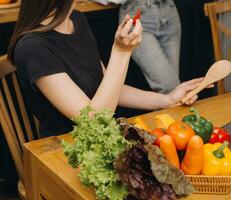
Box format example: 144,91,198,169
23,93,231,200
0,1,118,24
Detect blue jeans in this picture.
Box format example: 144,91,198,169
119,0,181,93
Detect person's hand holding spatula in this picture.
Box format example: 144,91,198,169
169,60,231,107
181,60,231,104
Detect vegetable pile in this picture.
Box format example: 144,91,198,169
134,107,231,176
63,107,194,200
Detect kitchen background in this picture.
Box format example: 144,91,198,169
0,0,230,198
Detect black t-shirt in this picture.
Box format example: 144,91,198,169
14,11,103,137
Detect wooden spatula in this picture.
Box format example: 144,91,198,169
181,60,231,103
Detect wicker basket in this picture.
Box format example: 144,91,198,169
0,0,21,10
186,175,231,195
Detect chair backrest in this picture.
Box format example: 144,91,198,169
0,55,38,184
204,0,231,94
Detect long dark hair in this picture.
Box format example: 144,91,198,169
8,0,74,61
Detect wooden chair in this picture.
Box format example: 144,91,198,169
204,0,231,94
0,55,38,200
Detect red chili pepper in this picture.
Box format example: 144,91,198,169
132,9,141,26
209,127,231,144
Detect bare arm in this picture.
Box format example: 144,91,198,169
91,49,131,112
100,64,206,111
118,85,171,110
118,78,212,110
36,16,142,119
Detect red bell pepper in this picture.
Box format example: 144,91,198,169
209,127,231,144
132,9,141,26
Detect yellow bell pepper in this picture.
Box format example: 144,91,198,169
202,141,231,175
134,117,151,132
154,114,175,129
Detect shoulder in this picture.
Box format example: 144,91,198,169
15,34,50,62
14,33,58,68
14,33,54,61
15,34,48,53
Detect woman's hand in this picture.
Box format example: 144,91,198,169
114,15,142,52
167,78,214,106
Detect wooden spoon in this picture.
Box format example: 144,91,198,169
181,60,231,103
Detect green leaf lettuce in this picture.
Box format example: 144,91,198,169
62,107,131,200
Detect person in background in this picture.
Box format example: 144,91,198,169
8,0,209,137
120,0,181,93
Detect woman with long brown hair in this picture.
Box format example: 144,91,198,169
8,0,209,137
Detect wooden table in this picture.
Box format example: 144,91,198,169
0,1,117,24
23,93,231,200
